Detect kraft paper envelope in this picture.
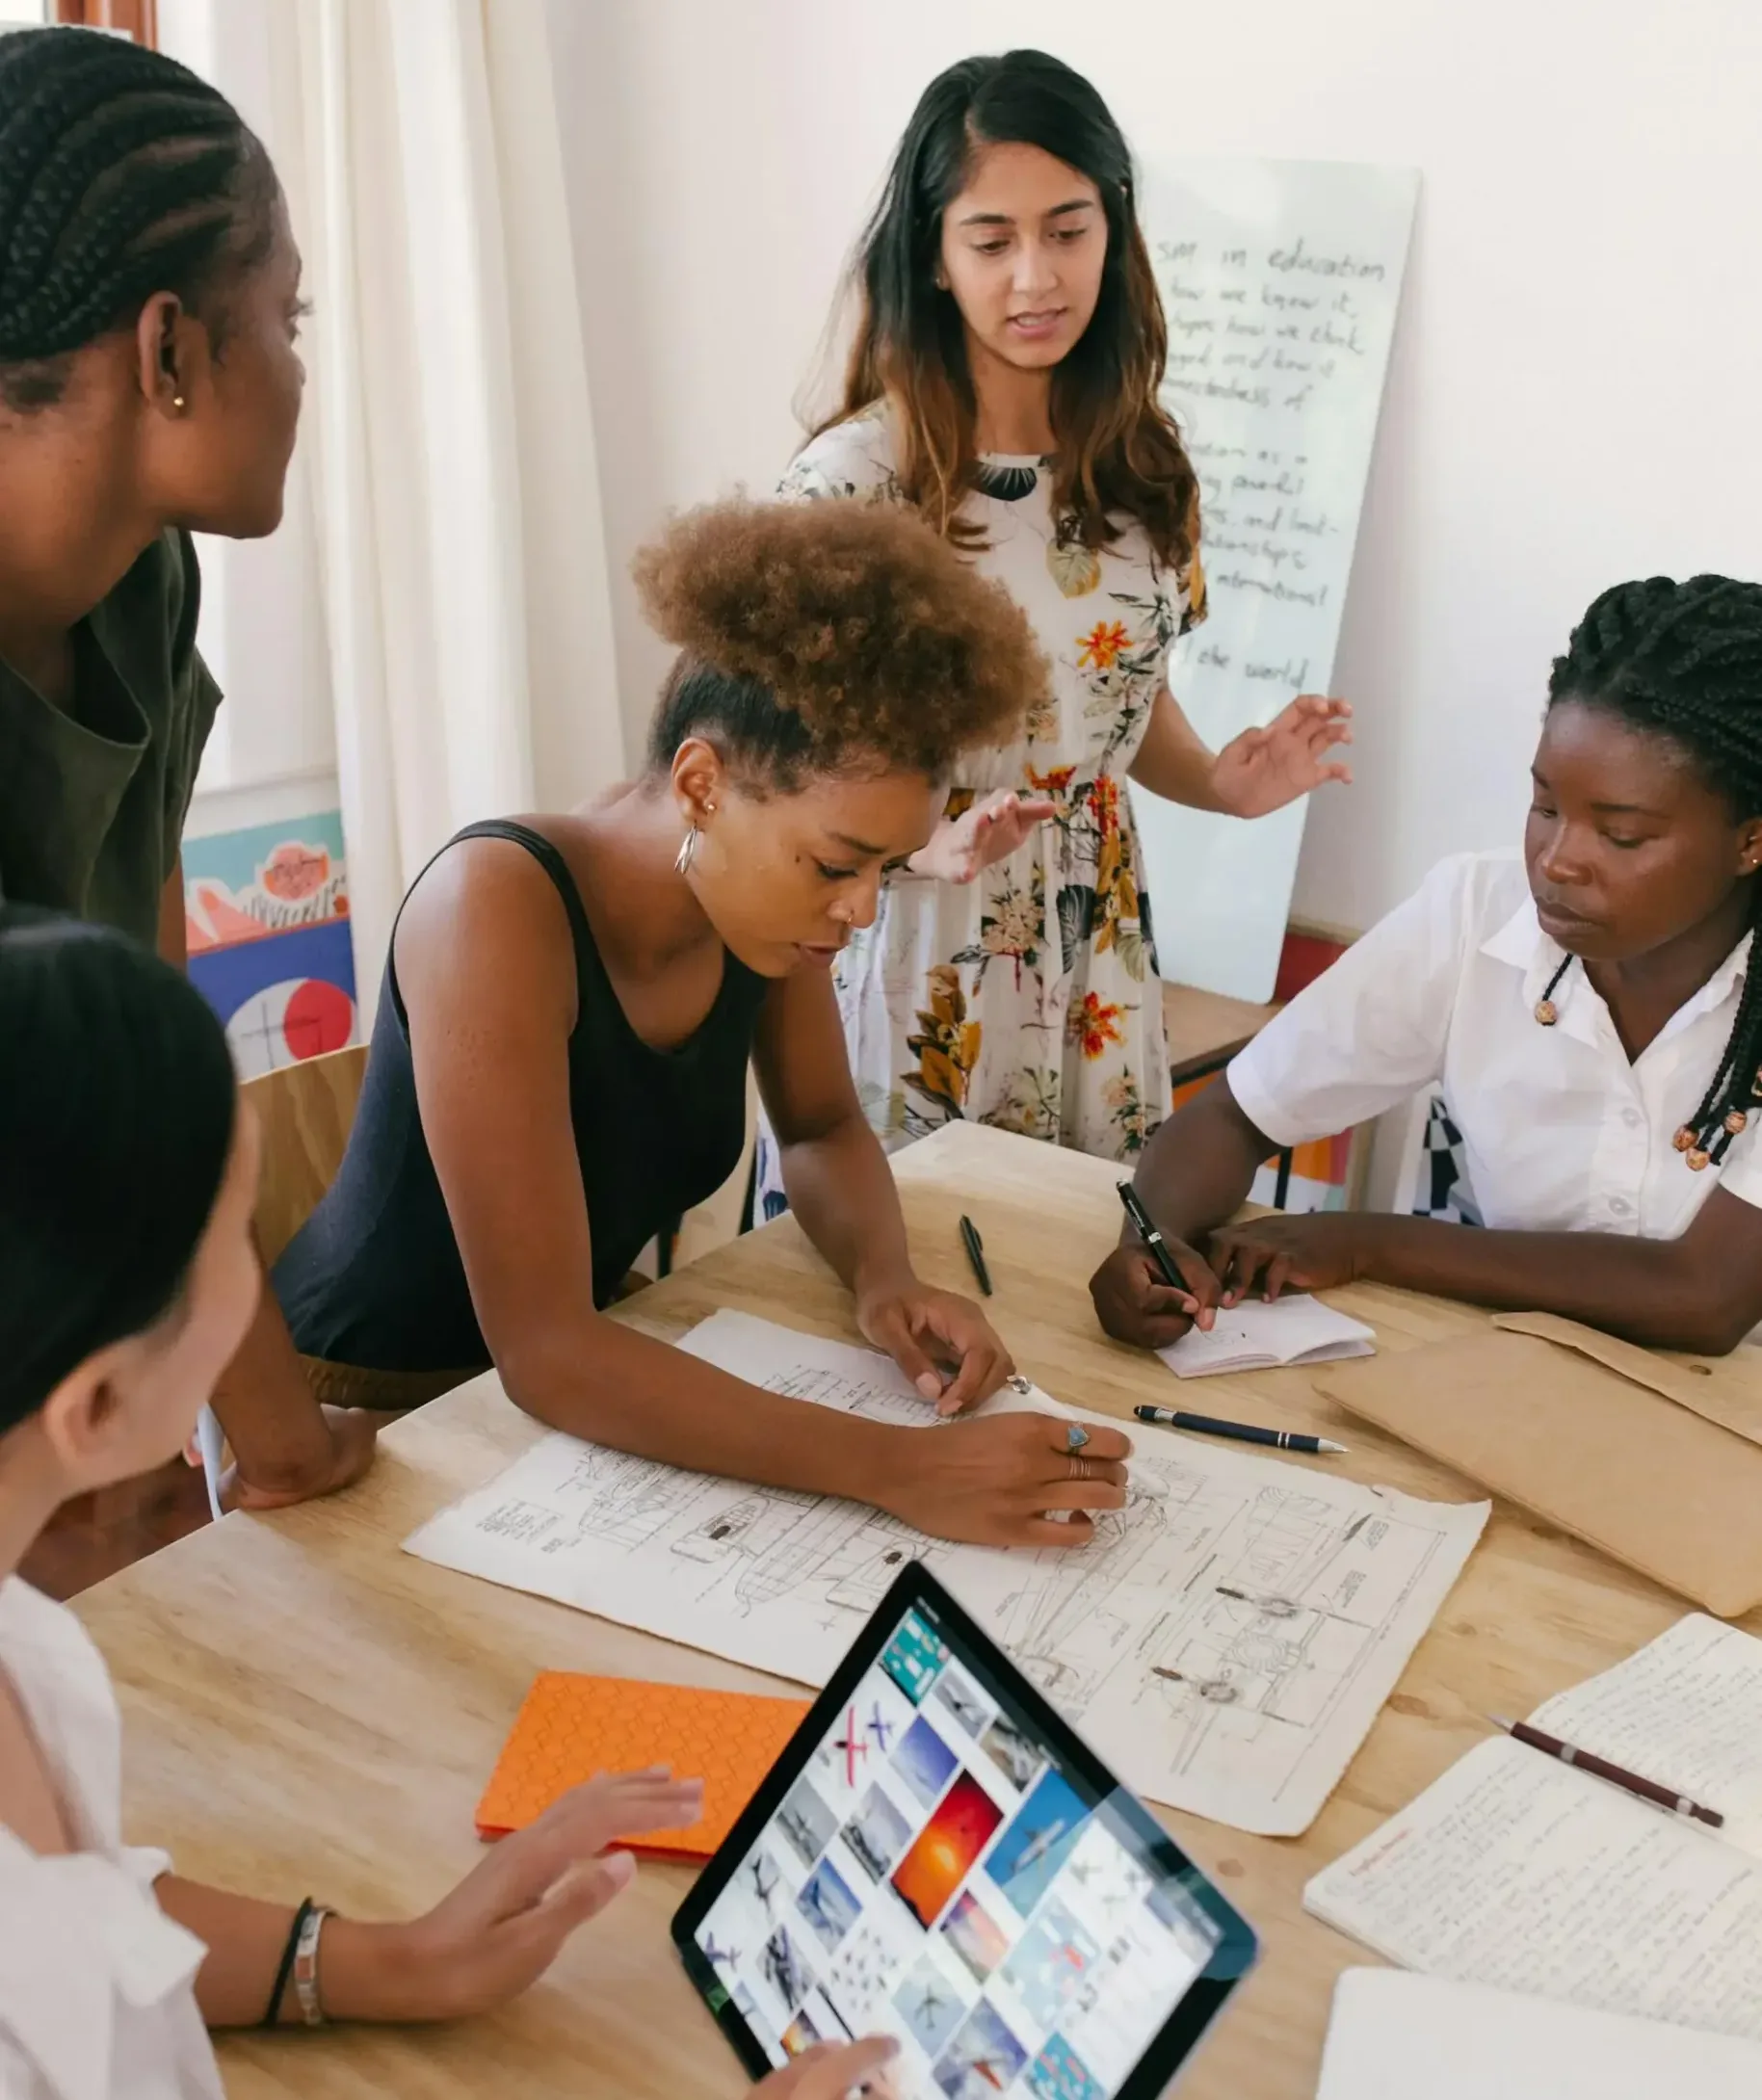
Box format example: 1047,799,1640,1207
1313,1316,1762,1617
1489,1310,1762,1449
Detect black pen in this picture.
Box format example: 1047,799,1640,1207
959,1214,992,1297
1116,1181,1186,1294
1133,1405,1347,1456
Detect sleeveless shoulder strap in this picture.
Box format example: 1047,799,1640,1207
446,819,596,956
386,819,598,1026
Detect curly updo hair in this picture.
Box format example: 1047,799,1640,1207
1548,573,1762,1169
636,497,1047,786
0,25,277,413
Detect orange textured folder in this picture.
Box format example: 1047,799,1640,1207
476,1672,811,1859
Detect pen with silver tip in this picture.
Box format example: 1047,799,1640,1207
1132,1405,1347,1456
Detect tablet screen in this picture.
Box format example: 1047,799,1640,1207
681,1580,1246,2098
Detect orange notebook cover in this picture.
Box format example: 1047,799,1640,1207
476,1671,811,1860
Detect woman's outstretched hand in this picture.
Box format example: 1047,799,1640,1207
907,788,1058,882
1210,695,1353,818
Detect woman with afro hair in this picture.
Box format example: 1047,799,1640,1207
275,496,1137,1548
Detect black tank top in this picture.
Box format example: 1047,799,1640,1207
275,820,769,1372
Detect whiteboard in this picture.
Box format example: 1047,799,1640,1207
1131,158,1419,1001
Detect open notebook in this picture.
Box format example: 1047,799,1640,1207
1304,1614,1762,2043
1158,1293,1375,1379
1316,1971,1762,2099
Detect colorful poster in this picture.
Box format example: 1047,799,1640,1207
183,810,357,1078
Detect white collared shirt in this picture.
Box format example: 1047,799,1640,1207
0,1577,223,2100
1228,852,1762,1241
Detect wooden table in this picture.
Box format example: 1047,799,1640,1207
1162,981,1282,1087
76,1123,1748,2098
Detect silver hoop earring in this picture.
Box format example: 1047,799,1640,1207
674,825,700,877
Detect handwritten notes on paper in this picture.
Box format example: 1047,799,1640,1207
1131,160,1419,1001
1306,1739,1762,2041
1304,1616,1762,2041
1527,1614,1762,1859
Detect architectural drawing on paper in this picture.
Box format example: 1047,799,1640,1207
405,1311,1487,1833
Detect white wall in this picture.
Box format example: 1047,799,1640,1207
161,0,338,810
546,0,1762,935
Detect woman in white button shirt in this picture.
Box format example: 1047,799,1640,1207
0,910,892,2100
1090,575,1762,1357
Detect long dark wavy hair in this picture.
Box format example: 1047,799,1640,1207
820,49,1199,575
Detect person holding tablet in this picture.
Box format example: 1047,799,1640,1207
275,497,1133,1546
753,47,1350,1218
0,908,902,2095
679,1566,1255,2096
1091,575,1762,1358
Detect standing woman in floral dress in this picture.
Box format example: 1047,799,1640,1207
756,49,1351,1208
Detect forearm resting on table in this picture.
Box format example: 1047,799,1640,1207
499,1315,902,1502
776,1112,915,1298
1351,1215,1754,1354
1129,1084,1271,1246
158,1877,418,2027
205,1259,337,1490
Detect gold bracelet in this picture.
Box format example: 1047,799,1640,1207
292,1903,332,2028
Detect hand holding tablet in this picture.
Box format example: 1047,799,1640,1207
675,1564,1256,2099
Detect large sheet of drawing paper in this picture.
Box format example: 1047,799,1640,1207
1133,157,1419,1001
405,1312,1486,1835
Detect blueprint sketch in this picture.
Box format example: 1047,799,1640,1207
404,1311,1487,1834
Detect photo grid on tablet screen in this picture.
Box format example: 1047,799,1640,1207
694,1605,1223,2098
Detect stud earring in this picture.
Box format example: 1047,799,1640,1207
171,394,186,410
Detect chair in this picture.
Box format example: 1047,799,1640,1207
1395,1085,1483,1225
197,1044,368,1514
246,1042,368,1266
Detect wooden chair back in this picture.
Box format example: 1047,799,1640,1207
243,1044,368,1266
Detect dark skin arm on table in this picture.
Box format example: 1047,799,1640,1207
1090,1077,1762,1357
753,961,1011,1413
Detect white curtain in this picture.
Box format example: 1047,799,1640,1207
260,0,625,1011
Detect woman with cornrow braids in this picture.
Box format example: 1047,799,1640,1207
0,25,381,1509
1091,575,1762,1358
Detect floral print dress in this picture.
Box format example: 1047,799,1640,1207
755,409,1204,1214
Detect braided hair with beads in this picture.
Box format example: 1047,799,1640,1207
1546,574,1762,1171
0,24,276,413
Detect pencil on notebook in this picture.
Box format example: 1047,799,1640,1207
1489,1715,1725,1828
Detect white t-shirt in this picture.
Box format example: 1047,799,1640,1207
1227,852,1762,1240
0,1577,223,2100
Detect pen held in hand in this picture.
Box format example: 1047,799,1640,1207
1132,1405,1347,1457
1489,1714,1725,1829
1114,1181,1192,1301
